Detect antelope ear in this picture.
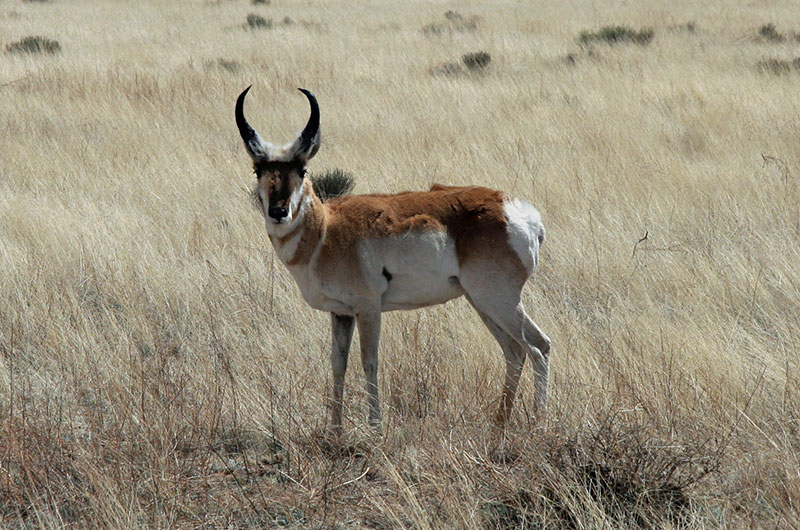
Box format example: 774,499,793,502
289,88,321,162
235,86,270,161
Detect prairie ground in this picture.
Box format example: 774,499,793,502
1,0,799,528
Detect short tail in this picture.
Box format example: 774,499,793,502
504,197,545,273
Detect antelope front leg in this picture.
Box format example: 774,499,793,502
356,311,382,427
330,313,355,435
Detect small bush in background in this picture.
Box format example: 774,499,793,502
421,22,445,36
579,25,653,46
758,23,784,42
422,10,480,36
430,61,463,77
756,57,800,75
444,10,479,31
204,57,240,73
252,0,270,4
666,21,697,33
431,51,492,77
311,169,355,202
462,51,491,71
246,13,272,30
6,35,61,54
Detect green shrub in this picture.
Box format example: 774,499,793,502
756,57,800,75
758,23,784,42
579,25,653,46
311,169,355,202
6,35,61,54
444,10,479,31
421,22,445,36
462,51,491,70
246,13,272,30
251,0,270,4
422,10,479,36
205,58,240,73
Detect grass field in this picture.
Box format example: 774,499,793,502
2,0,800,527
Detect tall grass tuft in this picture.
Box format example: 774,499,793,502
579,26,654,46
6,35,61,54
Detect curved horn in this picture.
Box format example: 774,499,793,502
235,86,268,160
295,88,321,161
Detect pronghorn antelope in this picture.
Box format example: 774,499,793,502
236,86,551,433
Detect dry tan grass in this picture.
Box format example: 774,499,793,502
2,0,799,527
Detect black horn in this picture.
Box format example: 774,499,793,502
235,86,267,160
295,88,320,160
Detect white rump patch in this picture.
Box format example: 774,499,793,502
504,198,545,274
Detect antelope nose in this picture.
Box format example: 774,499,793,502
268,206,288,220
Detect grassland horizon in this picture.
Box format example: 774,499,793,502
1,0,799,528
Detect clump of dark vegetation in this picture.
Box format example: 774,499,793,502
251,0,270,4
204,57,240,73
756,23,800,43
431,51,492,77
666,21,697,33
6,35,61,54
758,23,784,42
564,52,579,65
430,61,463,77
444,9,478,30
311,169,355,202
246,13,272,30
422,10,480,36
482,413,725,529
462,50,491,70
579,25,654,46
756,57,800,75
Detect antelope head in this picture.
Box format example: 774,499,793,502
236,86,321,228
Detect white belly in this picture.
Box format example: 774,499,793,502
283,230,464,315
378,232,463,311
